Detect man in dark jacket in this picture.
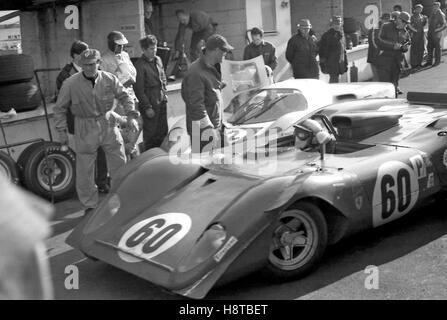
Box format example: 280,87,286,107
243,27,278,77
367,13,391,81
134,35,168,151
376,11,411,96
319,16,348,83
175,9,217,62
286,19,319,79
423,2,446,67
181,34,233,153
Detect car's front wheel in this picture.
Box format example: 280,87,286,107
265,202,328,280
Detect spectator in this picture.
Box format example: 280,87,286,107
319,16,348,83
174,9,193,60
56,40,109,193
54,49,139,214
285,19,319,79
134,35,168,151
376,11,411,96
409,4,428,69
181,34,233,153
423,2,447,67
243,27,278,77
368,13,391,81
174,10,217,62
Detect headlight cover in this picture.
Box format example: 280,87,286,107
84,194,121,234
177,223,227,273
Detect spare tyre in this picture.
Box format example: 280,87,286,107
0,81,41,112
0,54,34,85
18,142,76,201
0,151,20,184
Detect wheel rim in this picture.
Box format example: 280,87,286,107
0,161,11,180
268,209,319,271
36,154,73,192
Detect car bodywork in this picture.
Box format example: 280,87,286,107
163,79,396,151
67,92,447,299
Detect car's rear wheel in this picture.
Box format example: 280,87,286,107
265,202,328,279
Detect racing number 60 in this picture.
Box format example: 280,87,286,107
381,169,411,219
125,219,182,254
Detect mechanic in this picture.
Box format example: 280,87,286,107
175,9,217,62
56,40,110,193
243,27,278,78
368,13,391,81
409,4,428,69
376,11,411,96
0,175,53,299
143,0,159,39
318,16,348,83
101,31,140,159
54,49,139,215
181,34,233,153
294,119,334,152
285,19,319,79
134,35,168,151
423,2,446,67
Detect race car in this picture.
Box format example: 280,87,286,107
163,79,395,150
67,91,447,299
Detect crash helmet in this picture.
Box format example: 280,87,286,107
398,11,411,24
107,31,128,52
294,124,314,150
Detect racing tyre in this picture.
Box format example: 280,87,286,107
0,151,20,184
17,142,76,201
265,202,328,280
0,54,34,84
0,81,41,112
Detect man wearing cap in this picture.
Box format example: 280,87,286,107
376,11,411,96
423,2,446,67
409,4,428,69
243,27,278,77
286,19,319,79
134,35,168,151
181,34,233,153
54,49,140,214
368,13,391,81
319,16,348,83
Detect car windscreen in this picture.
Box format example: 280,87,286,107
227,89,308,125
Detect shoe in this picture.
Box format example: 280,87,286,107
433,61,441,67
98,184,110,194
421,62,432,67
397,88,403,95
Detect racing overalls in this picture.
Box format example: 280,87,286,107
54,71,138,209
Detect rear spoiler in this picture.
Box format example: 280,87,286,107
407,92,447,106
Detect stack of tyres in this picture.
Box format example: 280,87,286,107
0,54,40,112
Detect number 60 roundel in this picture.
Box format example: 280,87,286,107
118,213,191,263
372,161,419,227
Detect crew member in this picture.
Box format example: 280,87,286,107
243,27,278,77
376,11,411,96
54,49,139,214
181,34,233,153
134,35,168,151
